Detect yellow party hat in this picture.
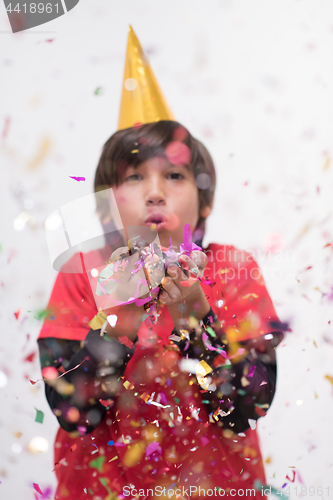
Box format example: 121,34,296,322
117,25,175,131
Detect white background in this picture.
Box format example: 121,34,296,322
1,0,333,498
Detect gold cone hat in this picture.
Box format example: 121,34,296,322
117,25,175,131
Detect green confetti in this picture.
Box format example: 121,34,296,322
201,400,210,404
174,397,180,404
206,326,216,338
34,408,44,424
34,309,50,321
99,477,112,495
89,456,105,473
94,87,104,95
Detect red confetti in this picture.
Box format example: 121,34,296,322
71,444,77,452
14,309,21,320
255,406,267,417
2,116,11,140
286,470,296,483
99,398,114,408
118,336,134,348
33,483,43,494
23,352,36,363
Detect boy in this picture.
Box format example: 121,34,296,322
38,27,283,500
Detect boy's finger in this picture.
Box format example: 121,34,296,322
160,276,182,302
110,246,130,262
188,250,208,270
178,254,203,280
166,264,188,283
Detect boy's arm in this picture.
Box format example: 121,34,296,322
38,329,138,434
170,306,283,433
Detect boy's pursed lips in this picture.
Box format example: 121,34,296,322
144,212,168,230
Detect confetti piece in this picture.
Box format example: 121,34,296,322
69,176,86,182
242,293,259,299
146,441,162,457
131,149,139,153
118,336,134,348
34,408,44,424
28,137,51,170
107,440,114,446
94,87,104,95
286,470,296,483
30,357,88,385
89,456,105,473
323,157,330,170
324,374,333,386
24,352,36,363
2,116,10,140
33,483,43,494
71,444,77,452
123,442,145,467
14,309,21,320
34,309,51,321
180,224,202,254
109,456,118,462
123,380,134,390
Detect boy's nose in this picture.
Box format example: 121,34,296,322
145,181,166,205
146,196,165,205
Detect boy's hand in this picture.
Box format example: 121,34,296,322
100,246,164,305
100,246,164,341
159,250,208,306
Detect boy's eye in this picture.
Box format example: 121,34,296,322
125,174,142,182
168,172,184,180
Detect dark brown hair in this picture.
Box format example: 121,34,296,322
94,120,216,242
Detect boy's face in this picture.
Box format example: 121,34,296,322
110,156,204,250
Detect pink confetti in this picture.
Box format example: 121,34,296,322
2,116,10,140
165,141,191,166
146,442,162,457
200,436,210,446
69,176,86,182
179,224,202,255
33,483,43,494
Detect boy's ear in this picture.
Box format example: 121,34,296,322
200,205,212,219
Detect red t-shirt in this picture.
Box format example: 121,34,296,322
39,244,280,500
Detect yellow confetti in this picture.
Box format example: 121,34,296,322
88,310,107,330
123,442,145,467
130,420,141,427
324,374,333,386
28,137,52,170
123,380,134,390
196,360,213,390
188,316,199,328
323,157,330,170
140,392,150,402
131,149,139,154
242,293,259,299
